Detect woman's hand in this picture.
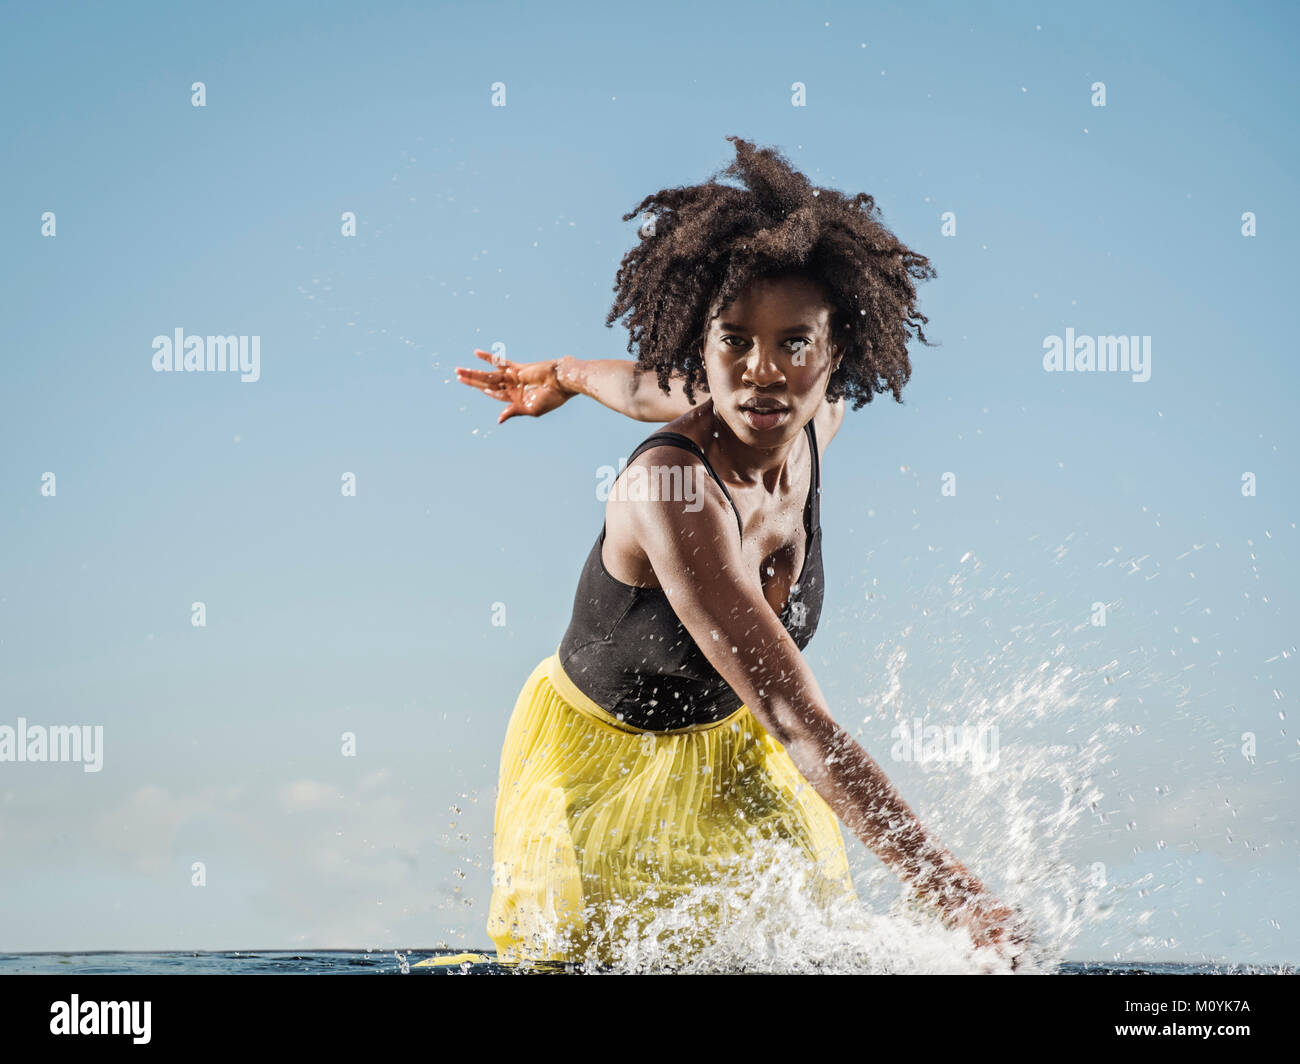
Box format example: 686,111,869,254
455,349,576,424
946,893,1034,971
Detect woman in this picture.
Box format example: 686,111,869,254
456,137,1029,970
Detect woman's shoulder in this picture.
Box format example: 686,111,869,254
601,420,741,589
653,399,715,452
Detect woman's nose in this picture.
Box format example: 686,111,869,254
743,345,786,385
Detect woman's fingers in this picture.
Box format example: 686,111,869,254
474,348,512,369
455,369,495,392
457,350,515,385
458,358,513,385
456,378,506,404
456,369,509,397
457,354,519,405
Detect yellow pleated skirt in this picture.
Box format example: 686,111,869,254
486,649,858,966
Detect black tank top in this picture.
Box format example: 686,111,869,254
557,418,824,730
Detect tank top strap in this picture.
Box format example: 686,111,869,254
804,416,821,533
626,432,745,541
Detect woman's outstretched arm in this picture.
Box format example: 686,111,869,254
611,443,1029,965
553,356,700,422
455,349,697,423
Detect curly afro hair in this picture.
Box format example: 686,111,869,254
605,136,937,410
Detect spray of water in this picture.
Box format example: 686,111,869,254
566,837,1026,974
488,549,1129,973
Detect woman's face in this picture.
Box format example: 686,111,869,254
699,273,842,446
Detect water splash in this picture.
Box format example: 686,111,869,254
569,836,1037,974
553,550,1121,973
845,549,1125,972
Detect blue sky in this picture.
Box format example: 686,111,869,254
1,0,1296,965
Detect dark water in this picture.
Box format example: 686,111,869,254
0,951,1293,975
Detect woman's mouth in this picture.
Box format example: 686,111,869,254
739,401,789,430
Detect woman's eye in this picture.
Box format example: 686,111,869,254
720,336,809,350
